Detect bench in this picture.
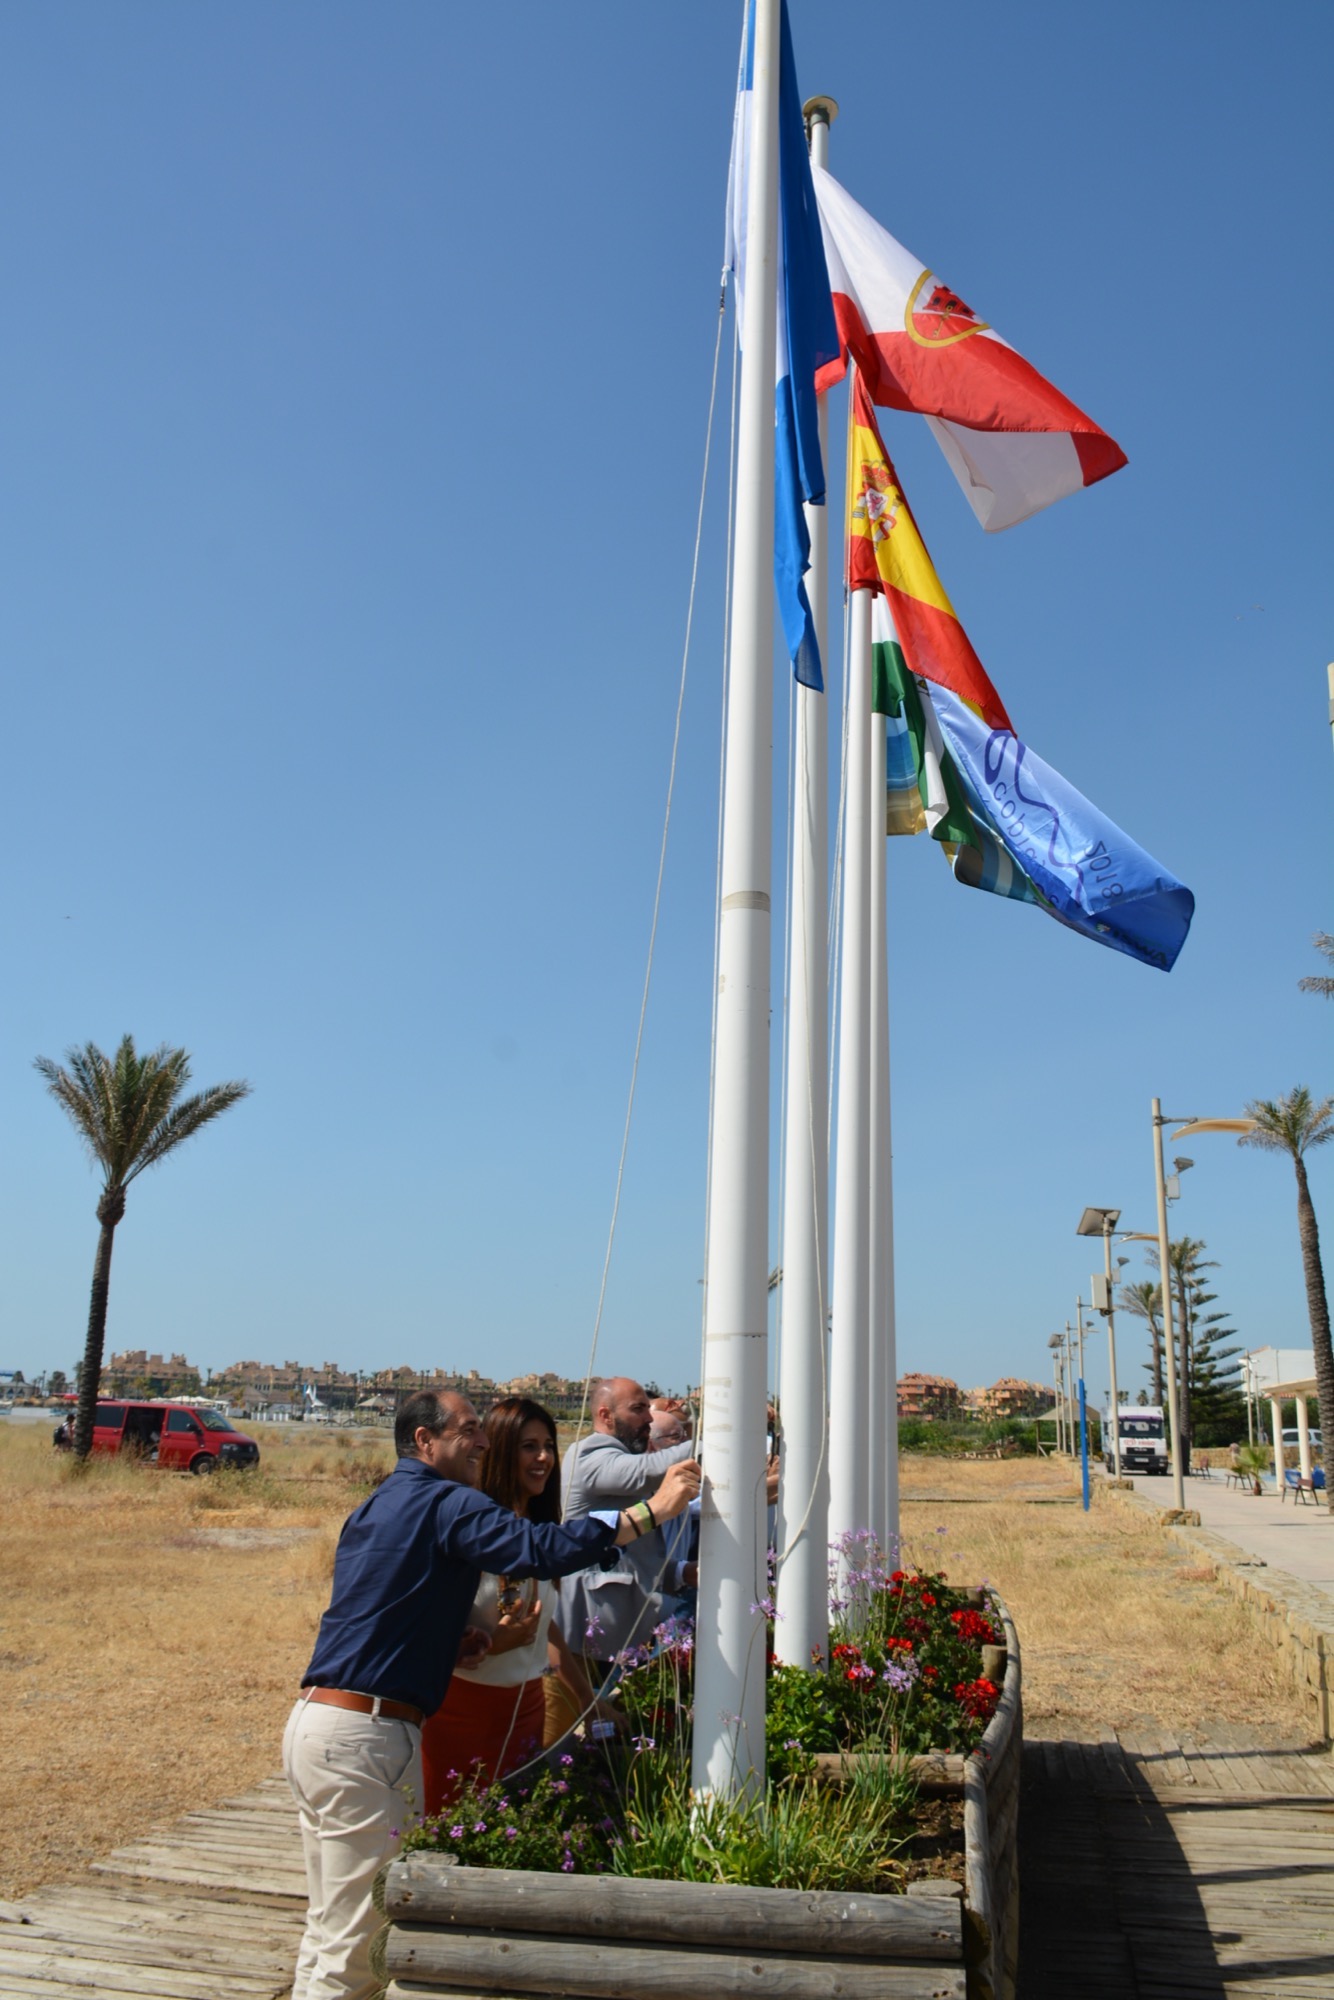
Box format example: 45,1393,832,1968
1282,1468,1326,1505
1224,1468,1248,1491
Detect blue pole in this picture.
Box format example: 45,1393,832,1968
1078,1378,1090,1511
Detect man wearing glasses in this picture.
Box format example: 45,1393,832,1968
284,1386,700,2000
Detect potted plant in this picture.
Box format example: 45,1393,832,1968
1236,1443,1269,1495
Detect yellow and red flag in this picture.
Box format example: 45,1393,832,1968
847,375,1012,731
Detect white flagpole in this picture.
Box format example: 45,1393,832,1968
693,0,780,1804
868,690,899,1554
774,92,836,1671
829,574,873,1583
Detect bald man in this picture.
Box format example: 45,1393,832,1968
556,1377,696,1671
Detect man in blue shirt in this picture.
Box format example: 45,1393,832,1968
283,1387,699,2000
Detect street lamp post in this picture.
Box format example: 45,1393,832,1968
1048,1335,1064,1453
1071,1299,1091,1508
1150,1103,1259,1509
1151,1100,1189,1511
1077,1206,1123,1479
1074,1300,1087,1384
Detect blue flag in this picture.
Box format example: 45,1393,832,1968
929,684,1195,971
726,0,839,689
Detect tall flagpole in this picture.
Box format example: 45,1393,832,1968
774,92,836,1670
830,570,873,1581
693,0,780,1803
868,677,898,1554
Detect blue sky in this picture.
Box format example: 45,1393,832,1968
1,1,1330,1407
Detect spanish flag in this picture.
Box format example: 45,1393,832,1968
847,375,1012,731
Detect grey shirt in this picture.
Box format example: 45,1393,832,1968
554,1431,694,1662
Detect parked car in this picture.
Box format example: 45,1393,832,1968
54,1400,260,1473
1280,1427,1322,1459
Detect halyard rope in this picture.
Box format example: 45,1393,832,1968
572,273,731,1450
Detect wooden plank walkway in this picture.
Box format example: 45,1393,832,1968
0,1775,305,1998
1019,1723,1334,1999
4,1728,1333,1997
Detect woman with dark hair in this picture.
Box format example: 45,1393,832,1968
419,1397,612,1813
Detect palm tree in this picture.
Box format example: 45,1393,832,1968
1298,933,1334,1000
34,1038,251,1459
1239,1089,1334,1510
1119,1278,1164,1405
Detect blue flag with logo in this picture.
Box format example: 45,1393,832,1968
929,684,1195,971
726,0,839,689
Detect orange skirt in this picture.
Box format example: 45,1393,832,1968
420,1674,547,1817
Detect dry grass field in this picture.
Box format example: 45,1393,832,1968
899,1452,1309,1735
0,1424,1311,1902
0,1419,392,1899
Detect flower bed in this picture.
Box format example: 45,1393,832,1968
768,1568,1005,1779
379,1572,1021,2000
400,1566,1003,1893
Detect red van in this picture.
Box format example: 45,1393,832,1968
70,1401,261,1474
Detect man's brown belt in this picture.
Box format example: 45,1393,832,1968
301,1686,424,1726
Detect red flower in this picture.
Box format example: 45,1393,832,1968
890,1570,906,1583
953,1676,1000,1722
885,1636,914,1653
950,1608,1001,1645
919,1592,937,1608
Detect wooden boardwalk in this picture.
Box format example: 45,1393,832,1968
3,1729,1333,1998
0,1775,305,1999
1019,1723,1334,2000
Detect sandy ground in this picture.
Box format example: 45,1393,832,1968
0,1430,1311,1899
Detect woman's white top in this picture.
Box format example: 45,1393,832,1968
455,1572,558,1687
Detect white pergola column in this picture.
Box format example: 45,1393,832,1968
1270,1397,1284,1495
1296,1398,1314,1484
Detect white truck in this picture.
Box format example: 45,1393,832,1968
1103,1403,1170,1477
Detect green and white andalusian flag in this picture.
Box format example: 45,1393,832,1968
873,596,972,843
872,596,1041,906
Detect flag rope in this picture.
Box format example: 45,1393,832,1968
572,274,732,1449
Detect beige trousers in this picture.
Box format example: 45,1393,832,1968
282,1698,422,2000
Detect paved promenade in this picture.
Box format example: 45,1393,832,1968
1122,1467,1334,1607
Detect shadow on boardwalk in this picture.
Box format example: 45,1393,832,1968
1018,1723,1334,2000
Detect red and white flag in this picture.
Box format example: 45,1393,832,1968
813,164,1127,532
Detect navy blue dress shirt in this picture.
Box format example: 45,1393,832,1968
302,1456,619,1716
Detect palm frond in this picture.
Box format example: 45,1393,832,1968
1118,1278,1162,1324
124,1080,253,1182
116,1043,190,1175
34,1044,118,1175
36,1036,251,1190
1239,1087,1334,1161
1298,932,1334,999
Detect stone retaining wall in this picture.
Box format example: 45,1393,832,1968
1105,1484,1334,1743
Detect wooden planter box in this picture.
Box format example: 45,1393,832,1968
376,1596,1021,2000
